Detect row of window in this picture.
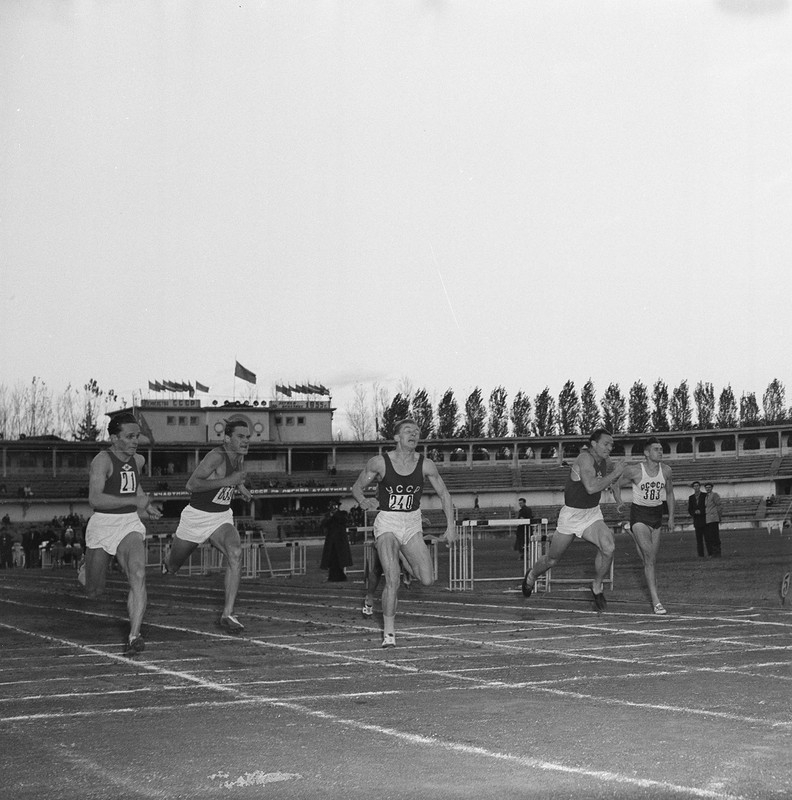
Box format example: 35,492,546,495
166,416,200,426
274,416,306,426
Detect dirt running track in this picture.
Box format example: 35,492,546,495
1,562,790,800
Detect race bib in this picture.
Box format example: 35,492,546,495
119,469,137,494
388,493,414,511
211,486,234,505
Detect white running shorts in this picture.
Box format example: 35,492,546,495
373,509,423,545
555,505,604,539
175,505,234,544
85,512,145,556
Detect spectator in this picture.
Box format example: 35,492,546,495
23,484,34,498
0,527,14,568
2,513,10,525
687,481,708,558
514,497,533,557
22,527,40,568
703,483,723,558
319,501,352,581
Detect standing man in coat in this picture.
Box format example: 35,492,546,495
687,481,708,557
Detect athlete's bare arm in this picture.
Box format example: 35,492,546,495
423,458,456,542
351,455,385,512
577,451,625,495
186,450,247,493
135,455,162,518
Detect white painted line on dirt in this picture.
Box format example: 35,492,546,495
0,622,748,800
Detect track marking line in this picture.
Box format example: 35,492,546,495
0,622,749,800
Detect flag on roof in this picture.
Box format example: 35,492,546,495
195,381,210,393
234,361,256,384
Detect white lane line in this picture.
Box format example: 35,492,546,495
3,617,789,733
0,622,748,800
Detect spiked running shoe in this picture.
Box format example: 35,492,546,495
125,635,145,655
362,602,374,618
218,614,244,634
381,632,396,649
521,570,535,598
653,602,668,615
591,587,607,612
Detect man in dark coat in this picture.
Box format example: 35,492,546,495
320,501,353,582
687,481,707,557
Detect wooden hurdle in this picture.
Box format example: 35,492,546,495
448,518,613,593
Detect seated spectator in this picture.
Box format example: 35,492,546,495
23,485,34,498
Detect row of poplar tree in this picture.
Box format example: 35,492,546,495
373,378,789,441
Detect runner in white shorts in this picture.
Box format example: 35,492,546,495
352,419,455,648
522,428,625,612
83,413,162,655
162,420,252,634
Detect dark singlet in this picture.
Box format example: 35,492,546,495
564,453,605,509
190,449,237,512
102,451,140,514
377,452,424,512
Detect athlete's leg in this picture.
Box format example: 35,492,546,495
84,547,110,598
210,523,243,618
374,533,402,634
115,532,147,641
628,523,662,607
524,532,575,588
363,545,382,610
580,520,615,595
164,536,200,573
398,533,434,586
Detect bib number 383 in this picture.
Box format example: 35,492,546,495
212,486,235,505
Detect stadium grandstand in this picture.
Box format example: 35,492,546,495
2,396,792,537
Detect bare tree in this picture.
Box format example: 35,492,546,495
345,383,373,441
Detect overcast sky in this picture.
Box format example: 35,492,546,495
2,1,791,437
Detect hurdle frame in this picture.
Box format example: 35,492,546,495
448,517,614,593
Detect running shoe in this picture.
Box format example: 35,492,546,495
381,632,396,649
591,587,607,612
521,570,534,598
125,635,145,655
362,602,374,618
653,602,667,615
77,562,86,587
218,614,245,634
